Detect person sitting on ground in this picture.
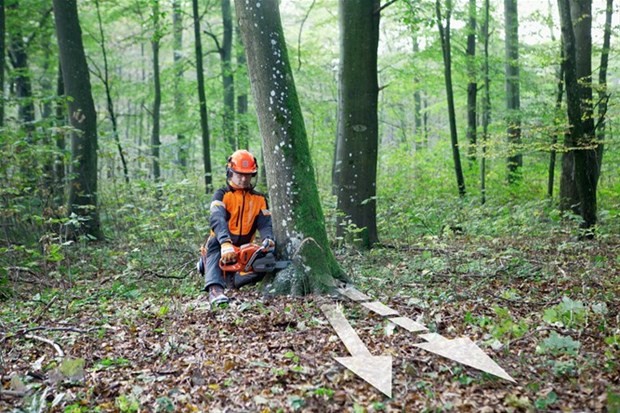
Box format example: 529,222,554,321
198,149,275,307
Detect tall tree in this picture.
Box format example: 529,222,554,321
95,0,129,184
466,0,477,162
436,0,466,197
480,0,491,204
504,0,522,182
596,0,613,178
53,0,101,239
150,0,162,182
334,0,380,249
558,0,598,231
0,0,4,128
234,0,345,294
7,1,35,132
235,25,249,150
192,0,212,192
220,0,235,151
173,0,188,171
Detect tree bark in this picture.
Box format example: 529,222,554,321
334,0,379,249
53,0,102,239
466,0,477,163
234,0,345,294
504,0,522,182
558,0,598,231
436,0,466,197
192,0,212,193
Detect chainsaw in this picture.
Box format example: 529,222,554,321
198,241,290,289
219,243,289,273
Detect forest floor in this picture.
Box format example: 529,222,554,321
1,232,619,412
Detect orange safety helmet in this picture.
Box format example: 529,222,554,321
227,150,258,176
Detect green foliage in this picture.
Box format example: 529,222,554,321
542,296,587,328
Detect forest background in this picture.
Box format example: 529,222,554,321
1,0,619,411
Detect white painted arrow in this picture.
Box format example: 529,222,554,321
321,304,392,397
415,335,515,382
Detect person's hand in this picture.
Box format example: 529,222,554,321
220,242,237,264
261,238,275,252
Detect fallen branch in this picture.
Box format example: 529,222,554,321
24,334,64,358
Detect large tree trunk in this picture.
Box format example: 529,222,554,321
334,0,379,249
173,0,188,171
234,0,345,294
0,0,5,127
192,0,212,193
466,0,477,163
53,0,102,239
558,0,598,231
504,0,522,182
150,0,162,182
596,0,613,179
436,0,466,197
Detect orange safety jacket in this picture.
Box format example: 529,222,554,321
209,185,273,246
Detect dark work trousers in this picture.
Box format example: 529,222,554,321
203,236,226,290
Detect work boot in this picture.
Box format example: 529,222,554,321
208,285,229,308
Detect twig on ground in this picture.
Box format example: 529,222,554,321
24,334,64,358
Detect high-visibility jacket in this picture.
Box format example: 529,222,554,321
209,185,273,246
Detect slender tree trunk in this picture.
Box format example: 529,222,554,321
221,0,235,151
150,0,162,182
235,25,249,149
504,0,522,182
596,0,613,179
335,0,379,249
0,0,5,127
234,0,345,294
548,45,564,198
481,0,490,204
173,0,187,171
53,0,102,239
412,38,422,140
558,0,598,231
192,0,212,192
466,0,477,163
8,2,35,133
436,0,466,197
95,0,129,184
54,61,66,205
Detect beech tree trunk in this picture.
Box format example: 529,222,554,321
221,0,235,151
504,0,522,182
192,0,212,193
173,0,188,171
0,0,4,127
150,0,162,182
334,0,379,249
466,0,477,162
436,0,466,197
53,0,102,239
558,0,598,231
234,0,345,294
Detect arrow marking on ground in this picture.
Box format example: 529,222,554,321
321,304,392,397
362,301,399,316
414,336,516,382
336,285,371,301
388,316,428,333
